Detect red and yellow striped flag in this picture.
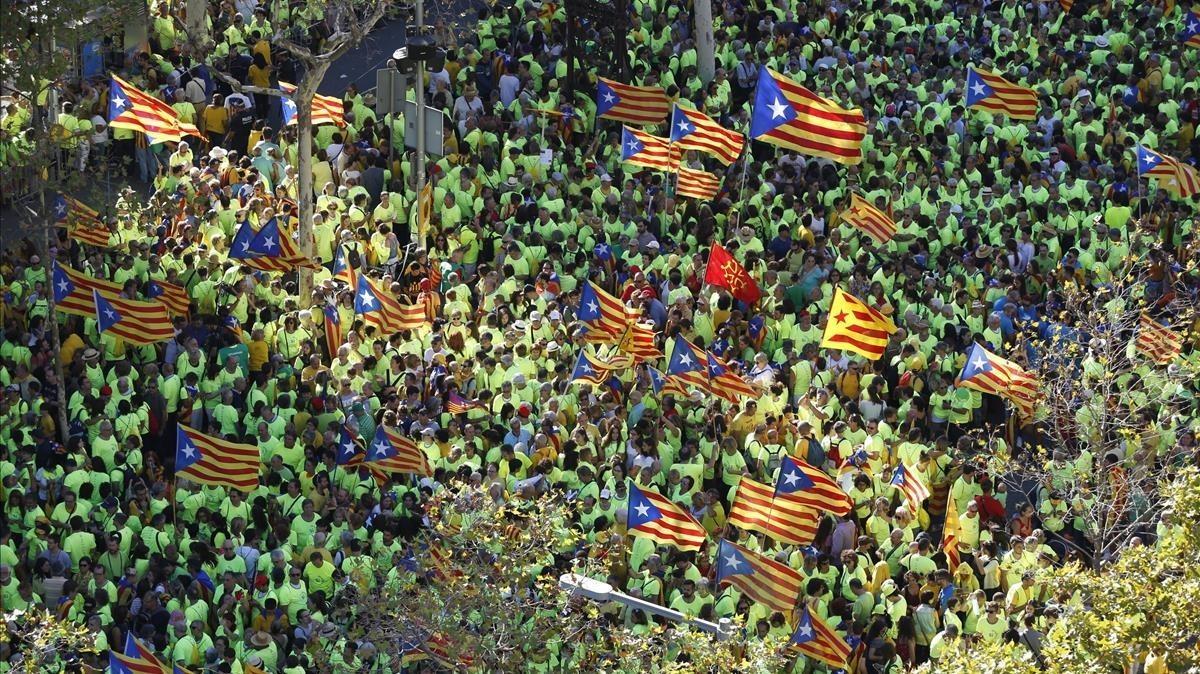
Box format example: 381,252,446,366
819,288,898,360
942,494,962,570
176,425,260,492
108,75,199,143
1135,313,1182,364
750,67,866,165
621,126,682,172
965,67,1039,120
93,290,175,345
669,104,745,165
597,77,671,125
627,483,707,551
728,477,820,545
714,539,803,613
279,82,346,127
840,193,897,244
676,165,721,200
147,279,190,316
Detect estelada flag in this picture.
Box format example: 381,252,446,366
819,288,897,360
704,242,761,305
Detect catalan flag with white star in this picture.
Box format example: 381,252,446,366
1136,145,1200,198
147,279,190,316
705,351,759,403
279,82,346,127
627,482,707,551
596,77,670,125
750,67,866,165
176,425,260,492
579,279,634,341
93,290,175,346
53,194,111,247
820,288,898,360
964,66,1039,120
1135,313,1183,364
669,104,744,164
840,193,897,244
362,426,433,477
621,126,682,172
714,539,804,613
356,274,427,334
52,262,122,318
774,456,853,516
1183,7,1200,48
571,349,619,386
108,74,200,143
889,463,931,512
789,606,852,669
957,342,1039,418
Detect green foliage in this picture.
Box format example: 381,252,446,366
924,468,1200,674
0,608,98,674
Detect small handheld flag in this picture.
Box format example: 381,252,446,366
1183,7,1200,48
571,349,618,386
279,82,346,127
1136,145,1200,198
889,463,931,512
147,279,190,316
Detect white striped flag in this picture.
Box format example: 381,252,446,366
957,342,1040,418
676,165,721,200
621,126,682,172
669,104,744,164
596,77,670,125
727,476,820,545
840,193,897,244
965,67,1039,120
1135,313,1182,364
627,482,707,551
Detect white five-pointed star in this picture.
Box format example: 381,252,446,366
56,279,70,294
678,353,693,366
104,308,117,320
1142,153,1156,165
240,241,251,252
676,120,692,134
180,443,196,458
586,300,598,313
579,362,593,374
634,502,651,518
723,553,742,571
627,139,641,152
971,355,989,371
797,623,813,637
111,95,127,109
768,97,789,120
262,236,277,250
359,291,376,307
372,440,390,458
782,471,801,487
602,91,616,104
55,204,68,217
970,81,987,98
1187,19,1199,32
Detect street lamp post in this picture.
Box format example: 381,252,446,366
558,573,733,640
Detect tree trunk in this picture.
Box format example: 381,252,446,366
294,63,328,305
694,0,715,85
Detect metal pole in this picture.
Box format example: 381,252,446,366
413,0,426,246
558,574,733,640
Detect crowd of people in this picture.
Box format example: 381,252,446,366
1,0,1199,671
